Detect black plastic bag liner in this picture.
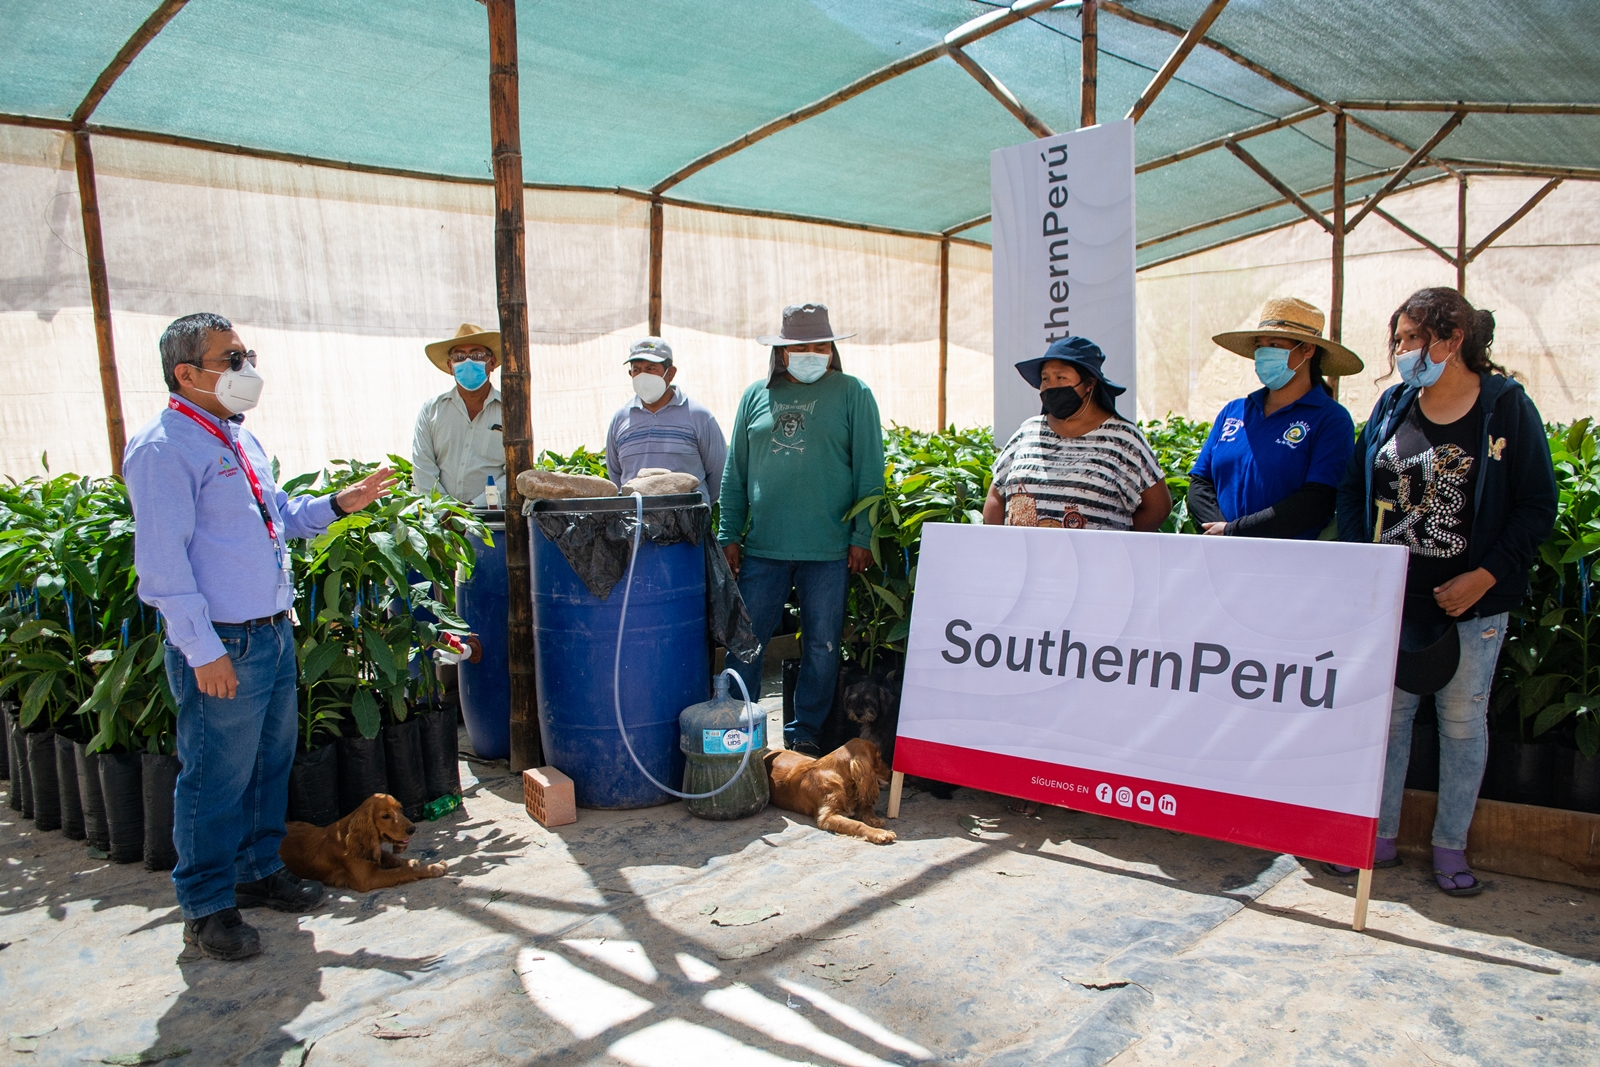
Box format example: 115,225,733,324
98,751,144,864
288,743,341,826
55,733,85,840
141,753,181,872
383,718,427,821
337,734,388,816
7,713,28,815
0,704,8,781
27,729,61,832
418,706,461,802
74,741,110,852
528,494,759,663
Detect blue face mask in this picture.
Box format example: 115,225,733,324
787,353,830,384
453,358,489,390
1253,346,1299,391
1396,344,1446,388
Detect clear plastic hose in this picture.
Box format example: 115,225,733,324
612,492,756,799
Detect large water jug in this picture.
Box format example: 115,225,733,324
679,673,768,820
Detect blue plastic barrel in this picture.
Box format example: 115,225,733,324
457,515,509,761
531,495,708,809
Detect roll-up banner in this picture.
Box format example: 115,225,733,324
992,120,1137,447
896,525,1407,870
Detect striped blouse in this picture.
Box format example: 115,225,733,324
993,416,1164,530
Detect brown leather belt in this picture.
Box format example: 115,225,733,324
215,610,291,628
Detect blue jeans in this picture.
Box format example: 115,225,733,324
1378,612,1507,850
165,616,299,920
732,555,850,748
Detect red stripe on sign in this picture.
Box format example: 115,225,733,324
895,736,1376,870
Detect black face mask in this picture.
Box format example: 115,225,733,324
1040,384,1087,420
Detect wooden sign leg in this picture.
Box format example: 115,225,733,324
1352,867,1373,931
887,771,905,819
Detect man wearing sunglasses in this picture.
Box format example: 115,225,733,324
124,312,395,962
413,323,507,507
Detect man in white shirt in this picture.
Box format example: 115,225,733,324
412,323,507,506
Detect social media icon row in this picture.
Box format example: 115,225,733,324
1095,782,1176,817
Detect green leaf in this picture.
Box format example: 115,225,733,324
350,687,381,738
7,619,59,644
301,640,345,686
1578,714,1600,758
1532,702,1572,737
362,627,399,682
20,671,53,727
869,583,905,615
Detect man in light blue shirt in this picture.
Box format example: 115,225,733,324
605,337,728,504
123,312,393,962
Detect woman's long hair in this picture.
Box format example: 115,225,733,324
1385,287,1506,378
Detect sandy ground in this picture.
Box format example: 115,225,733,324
1,695,1595,1066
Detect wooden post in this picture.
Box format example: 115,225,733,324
72,130,126,477
887,770,905,819
1352,867,1373,931
1328,113,1346,403
937,238,950,430
488,0,540,774
1456,176,1468,294
1080,0,1097,128
648,197,663,335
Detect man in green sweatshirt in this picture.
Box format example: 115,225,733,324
718,304,885,756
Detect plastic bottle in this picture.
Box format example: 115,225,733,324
484,475,501,509
422,793,462,821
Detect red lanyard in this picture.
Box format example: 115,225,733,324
168,398,280,555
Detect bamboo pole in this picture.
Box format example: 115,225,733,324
648,197,664,335
947,46,1053,138
1137,165,1403,249
72,131,127,477
651,0,1061,194
1465,178,1562,264
1438,159,1600,181
488,0,540,774
937,238,950,430
1224,140,1335,233
1126,0,1231,123
73,0,192,125
1136,107,1320,174
1339,101,1600,115
1135,173,1453,272
945,213,991,236
1457,177,1468,293
1344,111,1466,232
1329,112,1346,402
1371,205,1458,266
1080,0,1097,128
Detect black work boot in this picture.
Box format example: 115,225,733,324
235,868,325,913
183,907,262,961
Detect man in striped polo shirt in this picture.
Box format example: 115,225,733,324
605,337,728,504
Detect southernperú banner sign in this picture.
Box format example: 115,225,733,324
896,525,1408,869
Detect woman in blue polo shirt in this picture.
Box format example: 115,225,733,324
1188,297,1361,538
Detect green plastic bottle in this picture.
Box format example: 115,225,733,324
423,793,462,821
679,673,769,820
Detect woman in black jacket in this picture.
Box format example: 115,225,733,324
1334,287,1557,895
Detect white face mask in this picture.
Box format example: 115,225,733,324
200,362,265,414
787,352,829,383
632,371,668,403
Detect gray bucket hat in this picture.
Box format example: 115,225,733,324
756,303,855,347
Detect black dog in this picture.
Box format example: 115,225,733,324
843,673,900,766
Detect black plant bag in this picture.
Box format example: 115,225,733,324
0,705,8,781
288,743,341,826
7,713,30,816
142,753,181,872
27,729,61,832
383,718,427,821
74,742,110,852
98,750,145,864
54,733,85,840
337,734,388,817
418,706,461,803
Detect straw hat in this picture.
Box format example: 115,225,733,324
1211,297,1363,376
425,323,502,374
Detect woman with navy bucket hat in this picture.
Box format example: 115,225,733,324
1333,287,1557,895
1188,298,1361,539
982,336,1170,532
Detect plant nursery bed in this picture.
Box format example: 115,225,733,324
1399,788,1600,890
3,753,1599,1066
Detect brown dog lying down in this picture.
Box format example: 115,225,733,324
764,738,896,844
280,794,446,891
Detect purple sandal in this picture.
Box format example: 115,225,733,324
1321,836,1401,876
1433,847,1483,897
